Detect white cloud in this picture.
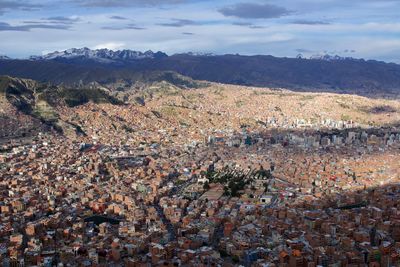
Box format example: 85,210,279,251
93,42,126,50
0,0,400,63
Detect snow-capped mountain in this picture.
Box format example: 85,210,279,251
0,55,10,60
179,52,216,57
29,47,168,62
296,53,360,62
309,54,354,61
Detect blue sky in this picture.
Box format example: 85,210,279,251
0,0,400,62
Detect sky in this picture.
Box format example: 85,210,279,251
0,0,400,63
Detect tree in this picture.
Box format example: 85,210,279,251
352,172,357,182
203,181,210,190
232,255,240,263
223,186,230,196
263,182,269,192
219,250,228,258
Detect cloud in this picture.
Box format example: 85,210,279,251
327,49,357,54
292,20,330,25
219,3,290,19
110,15,128,20
0,0,42,15
73,0,187,7
232,21,266,29
17,16,79,30
0,21,70,31
93,42,126,50
102,24,145,30
1,0,399,63
249,25,266,29
296,48,313,53
43,16,80,24
232,22,253,26
157,19,198,27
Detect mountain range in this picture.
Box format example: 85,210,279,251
29,47,168,63
1,48,400,96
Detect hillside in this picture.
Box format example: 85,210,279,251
0,76,124,136
0,72,208,137
4,75,400,144
32,81,398,149
1,51,400,96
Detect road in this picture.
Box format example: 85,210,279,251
151,175,197,242
152,203,176,242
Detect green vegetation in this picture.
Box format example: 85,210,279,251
122,124,134,133
32,100,59,123
252,90,279,96
160,106,178,117
203,181,210,190
251,89,296,98
300,95,316,101
337,101,351,109
138,82,181,101
232,255,240,263
0,76,11,93
36,84,122,108
151,110,162,118
219,250,228,258
212,87,225,97
1,76,124,136
366,105,397,114
341,114,351,121
235,100,245,108
134,96,145,106
206,167,249,197
151,71,208,89
205,166,272,197
278,92,296,98
185,93,205,102
99,71,209,104
179,120,189,127
58,88,122,107
337,201,368,210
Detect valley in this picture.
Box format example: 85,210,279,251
1,74,400,266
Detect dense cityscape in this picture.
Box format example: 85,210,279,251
1,80,400,266
1,0,400,266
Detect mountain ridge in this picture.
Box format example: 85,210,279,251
1,47,390,63
29,47,168,63
1,48,400,97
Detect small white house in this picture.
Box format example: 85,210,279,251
259,195,273,205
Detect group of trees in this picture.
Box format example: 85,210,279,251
201,165,274,197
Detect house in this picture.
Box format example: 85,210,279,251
259,195,274,205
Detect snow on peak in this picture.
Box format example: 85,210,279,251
29,48,168,61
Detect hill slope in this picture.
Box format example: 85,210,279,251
2,75,400,144
0,76,124,135
1,51,400,96
0,71,206,136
